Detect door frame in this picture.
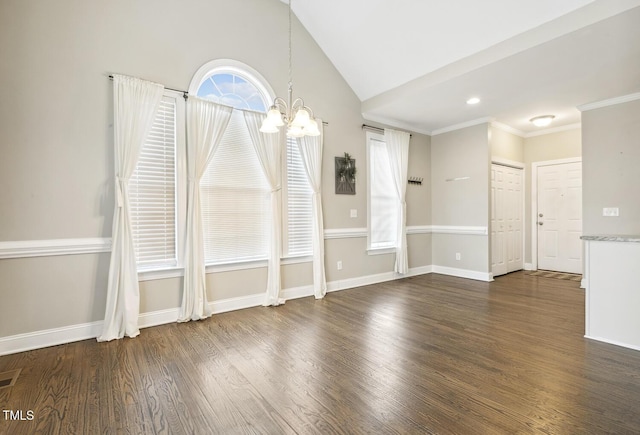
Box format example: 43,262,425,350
491,157,525,276
531,157,582,271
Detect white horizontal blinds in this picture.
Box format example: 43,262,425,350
200,110,270,263
129,96,177,269
370,137,398,249
286,137,313,256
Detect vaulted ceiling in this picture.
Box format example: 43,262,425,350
289,0,640,135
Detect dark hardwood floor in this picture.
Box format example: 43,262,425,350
2,272,640,434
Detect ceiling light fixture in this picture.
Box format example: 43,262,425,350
530,115,555,127
466,97,480,105
260,0,319,138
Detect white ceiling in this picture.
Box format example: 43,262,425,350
290,0,640,135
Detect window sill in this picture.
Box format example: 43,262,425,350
281,255,313,265
137,255,314,281
367,247,396,256
138,267,184,282
206,258,268,273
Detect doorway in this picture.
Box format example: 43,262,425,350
533,159,582,274
491,163,524,277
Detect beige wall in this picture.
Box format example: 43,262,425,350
431,123,490,272
490,125,524,162
582,99,640,235
0,0,432,338
524,128,582,163
432,124,490,227
523,128,582,263
407,133,432,226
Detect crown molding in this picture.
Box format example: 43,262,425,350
431,117,494,136
360,113,432,136
524,122,581,138
491,121,525,137
577,92,640,112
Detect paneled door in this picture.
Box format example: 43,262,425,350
536,162,582,273
491,164,524,277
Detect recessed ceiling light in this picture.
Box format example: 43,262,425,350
530,115,555,127
466,97,480,105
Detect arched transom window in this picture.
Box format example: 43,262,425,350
196,73,268,112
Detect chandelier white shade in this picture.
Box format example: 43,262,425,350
259,0,320,138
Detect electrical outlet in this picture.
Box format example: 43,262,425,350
603,207,619,217
455,253,461,261
350,209,357,218
337,260,343,270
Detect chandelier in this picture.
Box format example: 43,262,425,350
260,0,320,138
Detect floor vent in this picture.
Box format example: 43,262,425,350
0,369,21,389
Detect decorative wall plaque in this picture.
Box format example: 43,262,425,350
335,153,356,195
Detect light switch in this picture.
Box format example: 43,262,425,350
603,207,619,217
350,209,357,218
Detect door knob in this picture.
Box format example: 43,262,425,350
539,213,543,218
538,222,544,226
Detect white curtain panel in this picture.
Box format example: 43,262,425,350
98,74,164,342
243,111,284,306
180,98,233,322
299,120,327,299
384,128,411,274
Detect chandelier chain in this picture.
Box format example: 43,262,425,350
259,0,319,137
288,0,293,97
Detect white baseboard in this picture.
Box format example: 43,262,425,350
281,284,315,301
327,271,397,293
138,308,179,328
580,279,586,289
0,296,268,356
431,265,493,282
327,265,434,293
0,264,444,356
524,263,534,271
209,293,265,314
584,335,640,352
407,265,434,276
0,321,104,356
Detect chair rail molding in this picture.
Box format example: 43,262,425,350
324,225,487,239
0,238,112,259
430,225,488,236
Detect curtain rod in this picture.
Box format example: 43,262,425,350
108,74,328,126
109,75,188,98
362,124,411,137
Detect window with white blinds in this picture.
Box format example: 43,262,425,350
368,133,398,249
285,138,313,256
200,110,271,264
129,96,177,270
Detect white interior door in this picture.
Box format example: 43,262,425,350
537,162,582,274
505,167,523,273
492,166,507,276
492,164,523,277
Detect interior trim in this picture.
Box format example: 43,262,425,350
0,226,478,260
323,228,368,239
430,225,488,236
0,238,111,259
577,92,640,112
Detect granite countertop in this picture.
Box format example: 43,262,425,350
581,234,640,243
